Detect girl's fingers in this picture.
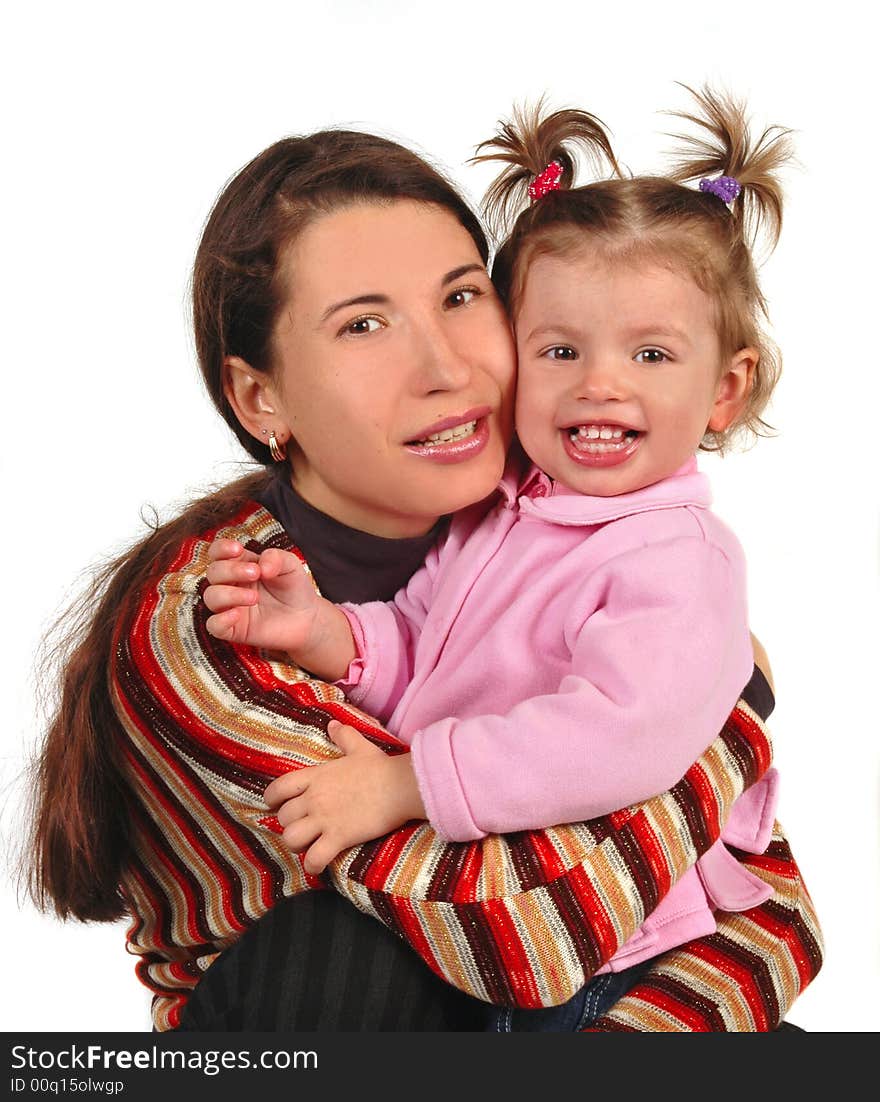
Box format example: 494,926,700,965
303,839,337,876
260,548,304,579
275,796,309,829
282,819,321,854
205,610,241,641
207,538,241,562
326,721,365,753
205,558,260,586
202,584,259,613
264,771,309,808
207,538,257,563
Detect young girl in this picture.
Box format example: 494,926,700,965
204,88,800,1029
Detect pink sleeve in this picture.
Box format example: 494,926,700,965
410,537,754,841
336,539,445,723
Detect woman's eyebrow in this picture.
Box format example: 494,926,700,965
319,264,487,324
440,263,487,286
320,293,390,324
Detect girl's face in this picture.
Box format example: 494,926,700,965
513,250,753,497
232,201,515,537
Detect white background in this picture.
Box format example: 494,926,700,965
2,0,877,1033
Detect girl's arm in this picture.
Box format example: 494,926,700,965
202,540,355,680
260,533,752,868
203,526,454,723
335,532,451,721
411,537,753,841
119,505,774,1021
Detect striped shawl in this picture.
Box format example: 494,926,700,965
111,501,822,1031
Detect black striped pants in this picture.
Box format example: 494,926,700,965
177,890,485,1031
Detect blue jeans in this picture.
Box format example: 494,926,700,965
486,958,654,1032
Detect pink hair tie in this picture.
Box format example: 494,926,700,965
528,160,563,202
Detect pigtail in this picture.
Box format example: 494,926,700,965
666,84,794,253
472,99,620,240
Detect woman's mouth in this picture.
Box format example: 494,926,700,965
405,410,491,463
562,423,643,467
411,419,478,447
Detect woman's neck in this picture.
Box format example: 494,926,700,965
257,474,446,605
290,474,439,540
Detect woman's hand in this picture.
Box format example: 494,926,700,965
264,722,427,875
750,631,775,694
203,539,355,678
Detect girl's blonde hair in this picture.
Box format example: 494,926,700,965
473,87,794,451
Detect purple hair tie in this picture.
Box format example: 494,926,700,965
699,175,741,205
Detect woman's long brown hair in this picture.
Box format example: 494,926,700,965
28,130,490,922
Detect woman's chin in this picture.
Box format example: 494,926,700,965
403,447,507,516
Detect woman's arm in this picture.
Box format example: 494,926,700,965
586,818,824,1031
117,503,774,1018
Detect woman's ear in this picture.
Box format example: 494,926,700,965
223,356,288,447
707,347,758,433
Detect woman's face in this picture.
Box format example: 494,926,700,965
268,200,516,537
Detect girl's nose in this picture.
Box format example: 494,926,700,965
574,360,626,403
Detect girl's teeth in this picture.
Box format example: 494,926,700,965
415,420,477,446
576,426,625,440
569,425,637,452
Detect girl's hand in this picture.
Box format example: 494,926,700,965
203,539,322,654
264,721,426,875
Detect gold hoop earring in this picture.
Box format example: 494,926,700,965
268,431,287,463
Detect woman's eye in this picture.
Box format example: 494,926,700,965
543,346,578,361
635,348,668,365
341,315,384,337
445,286,481,309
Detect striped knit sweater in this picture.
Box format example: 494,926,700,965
112,501,821,1031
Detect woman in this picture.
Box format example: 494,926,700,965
29,127,821,1032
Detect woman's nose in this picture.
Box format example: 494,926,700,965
416,320,473,393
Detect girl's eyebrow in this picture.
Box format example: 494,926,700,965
627,325,693,346
319,264,487,325
523,323,582,343
523,323,694,345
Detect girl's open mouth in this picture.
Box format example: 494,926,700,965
562,423,643,467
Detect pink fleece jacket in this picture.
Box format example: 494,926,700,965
341,456,777,970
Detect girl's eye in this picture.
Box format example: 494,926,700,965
444,286,482,309
340,315,385,337
542,346,578,361
635,348,668,365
